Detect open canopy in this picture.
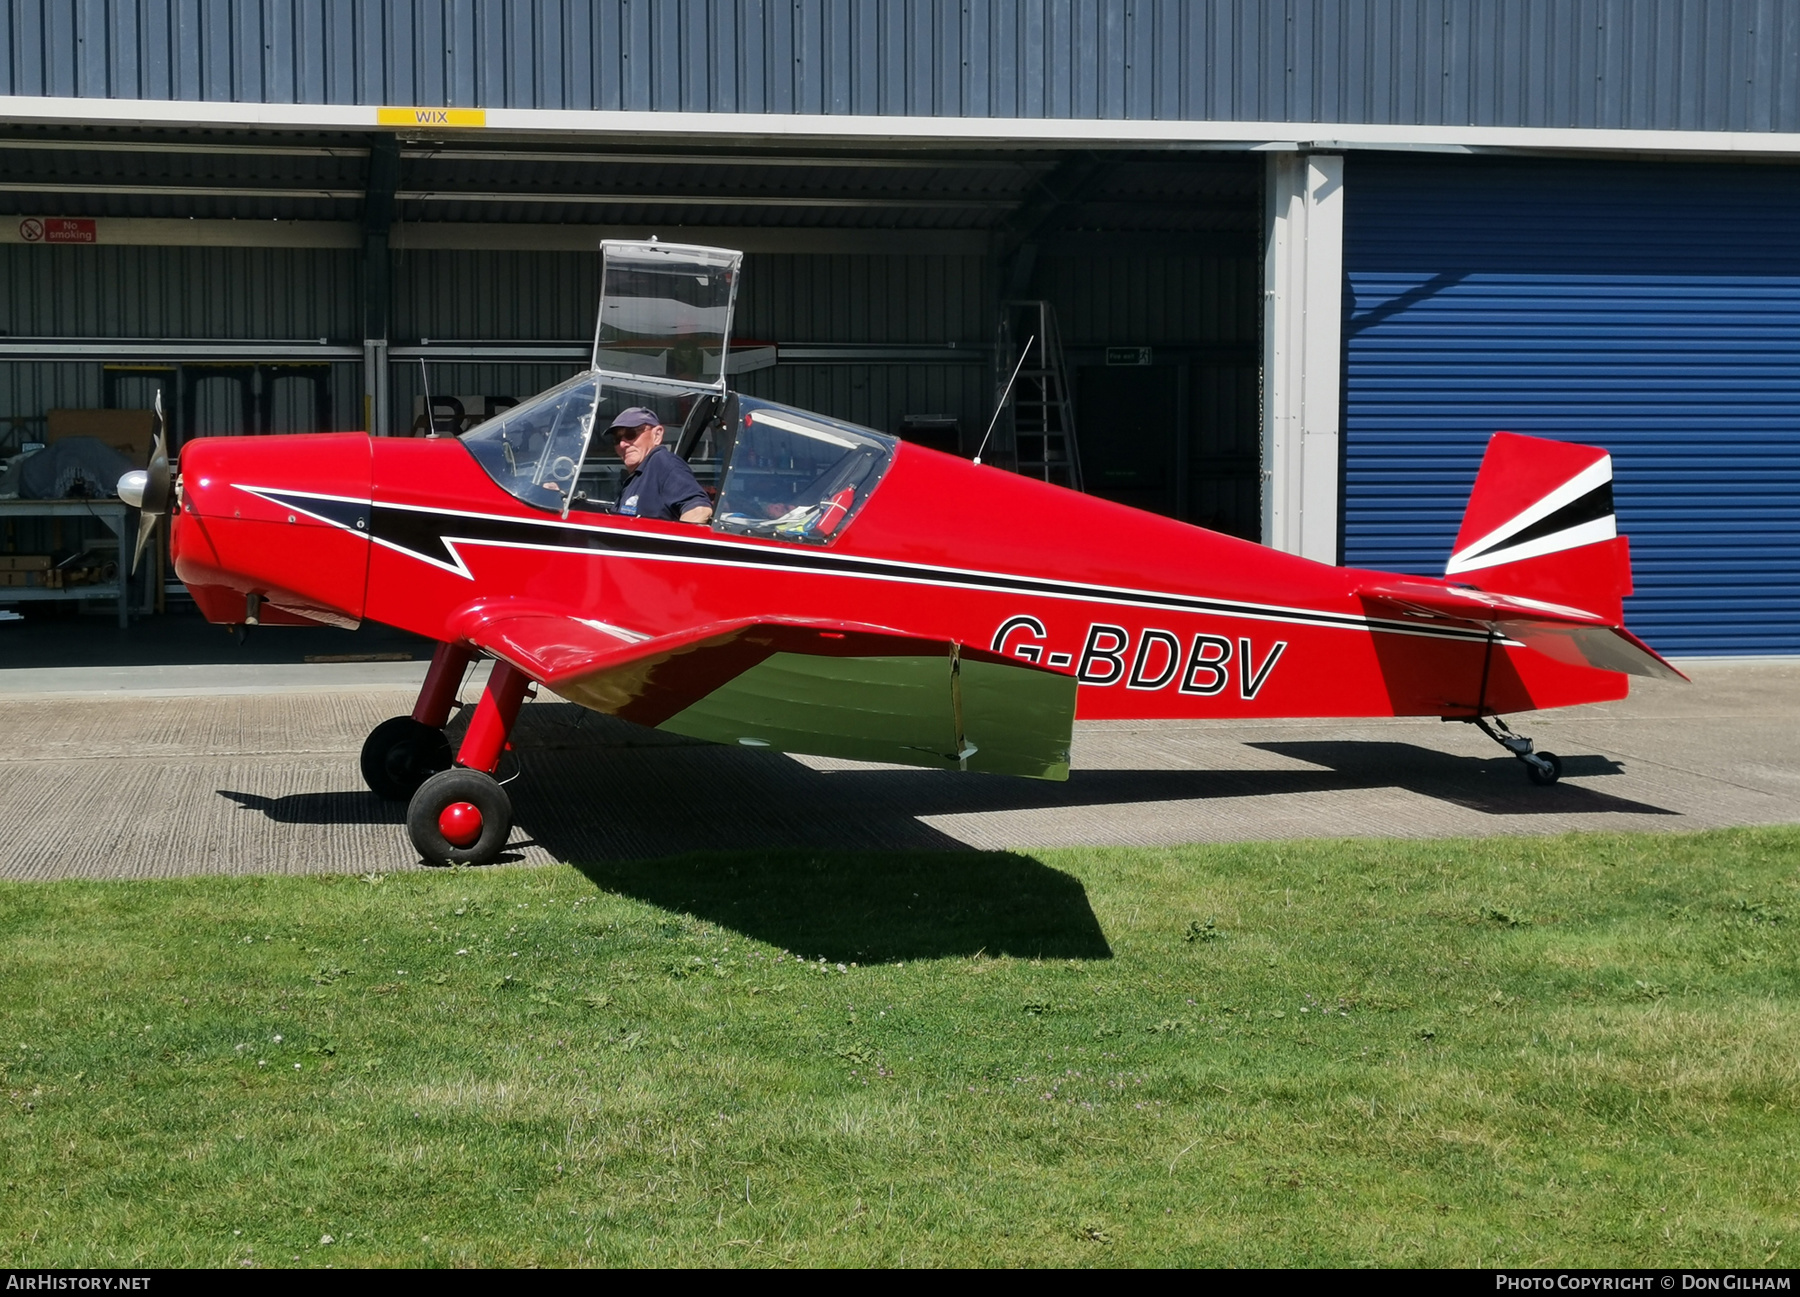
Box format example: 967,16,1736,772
591,240,743,396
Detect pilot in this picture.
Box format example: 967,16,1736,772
607,407,714,525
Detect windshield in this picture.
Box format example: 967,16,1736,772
460,371,599,512
593,241,741,394
713,398,894,544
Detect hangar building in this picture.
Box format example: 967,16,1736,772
2,1,1796,656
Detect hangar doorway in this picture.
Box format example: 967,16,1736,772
1021,156,1263,540
374,149,1264,538
1074,357,1261,536
0,132,1265,646
1076,362,1180,517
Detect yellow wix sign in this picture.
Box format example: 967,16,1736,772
376,106,487,128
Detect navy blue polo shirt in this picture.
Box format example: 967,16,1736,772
614,446,710,521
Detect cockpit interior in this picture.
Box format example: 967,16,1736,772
460,379,895,545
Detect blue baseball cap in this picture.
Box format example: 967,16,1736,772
605,406,663,437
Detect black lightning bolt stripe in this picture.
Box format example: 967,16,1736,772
274,492,368,531
248,487,1495,643
1459,481,1615,565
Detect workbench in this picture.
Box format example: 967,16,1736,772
0,498,136,628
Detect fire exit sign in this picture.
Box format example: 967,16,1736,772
1105,346,1152,366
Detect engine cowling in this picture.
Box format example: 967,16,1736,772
172,433,374,629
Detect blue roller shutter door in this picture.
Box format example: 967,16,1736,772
1342,157,1800,657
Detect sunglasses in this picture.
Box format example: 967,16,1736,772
608,425,655,442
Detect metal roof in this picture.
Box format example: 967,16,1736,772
0,130,368,219
3,0,1797,135
0,126,1259,237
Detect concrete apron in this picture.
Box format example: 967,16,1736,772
0,660,1793,881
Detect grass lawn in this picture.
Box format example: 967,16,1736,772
1,827,1796,1267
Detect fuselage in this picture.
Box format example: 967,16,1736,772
170,429,1626,722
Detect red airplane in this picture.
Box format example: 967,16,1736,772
123,239,1685,867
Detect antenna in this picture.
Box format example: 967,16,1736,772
972,334,1035,468
418,357,437,437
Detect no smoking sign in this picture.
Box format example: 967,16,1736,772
17,217,96,244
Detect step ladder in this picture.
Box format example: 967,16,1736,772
994,300,1083,491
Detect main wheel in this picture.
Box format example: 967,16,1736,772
360,716,452,802
1525,751,1563,786
407,767,513,866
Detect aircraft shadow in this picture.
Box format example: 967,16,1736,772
216,725,1675,858
217,757,1111,962
565,849,1112,965
217,788,405,826
1242,741,1676,817
212,711,1672,955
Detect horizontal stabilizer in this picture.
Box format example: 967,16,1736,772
1359,576,1611,628
448,599,1077,779
1356,576,1688,683
1498,620,1689,683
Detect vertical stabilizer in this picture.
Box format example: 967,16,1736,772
1446,431,1632,622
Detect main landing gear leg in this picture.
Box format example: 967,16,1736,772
413,641,476,729
359,641,472,802
407,660,533,866
1469,714,1562,786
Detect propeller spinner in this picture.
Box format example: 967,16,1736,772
115,390,171,575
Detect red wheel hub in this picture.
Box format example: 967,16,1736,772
438,801,484,848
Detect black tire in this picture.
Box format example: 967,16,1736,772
407,767,513,867
1525,751,1563,786
360,716,452,802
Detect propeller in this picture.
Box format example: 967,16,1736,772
115,389,171,575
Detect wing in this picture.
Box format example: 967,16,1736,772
448,599,1077,779
1356,576,1688,683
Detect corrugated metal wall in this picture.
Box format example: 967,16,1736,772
1,244,357,337
2,237,1257,458
1343,156,1800,657
0,360,102,433
394,249,596,342
737,252,993,435
0,243,363,444
4,0,1797,132
739,254,990,343
394,250,993,344
1040,250,1258,345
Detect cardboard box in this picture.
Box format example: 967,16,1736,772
0,554,52,572
64,563,117,587
0,569,63,588
46,409,158,465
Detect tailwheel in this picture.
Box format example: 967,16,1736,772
1469,714,1564,787
1525,751,1563,786
408,767,513,867
361,716,452,802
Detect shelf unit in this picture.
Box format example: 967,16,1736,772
0,499,140,628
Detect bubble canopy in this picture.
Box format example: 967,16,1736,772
591,240,743,396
